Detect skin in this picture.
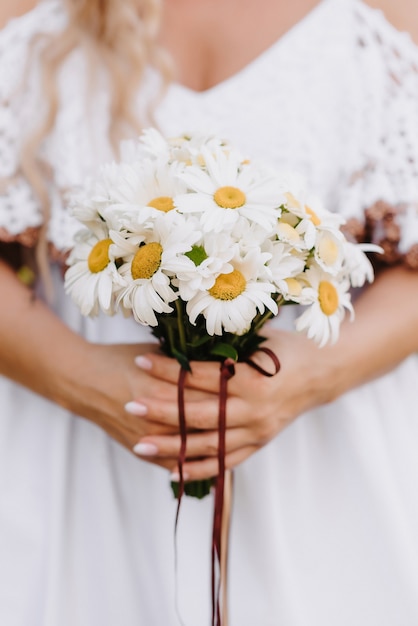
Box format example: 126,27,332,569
366,0,418,44
0,0,37,27
1,0,418,482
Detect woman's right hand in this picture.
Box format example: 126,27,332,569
61,340,199,472
56,338,219,472
0,259,201,472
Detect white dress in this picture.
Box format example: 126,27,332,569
1,1,418,625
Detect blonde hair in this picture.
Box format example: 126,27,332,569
21,0,171,285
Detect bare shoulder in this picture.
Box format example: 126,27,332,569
363,0,418,43
0,0,39,31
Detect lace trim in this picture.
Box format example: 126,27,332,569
355,0,418,61
0,225,40,247
343,201,418,270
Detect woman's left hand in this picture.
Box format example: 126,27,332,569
131,265,418,481
131,327,337,481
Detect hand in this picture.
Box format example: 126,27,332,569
129,327,336,480
0,261,190,472
130,264,418,479
71,341,218,473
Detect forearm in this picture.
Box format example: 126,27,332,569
0,259,89,407
327,265,418,398
0,260,183,460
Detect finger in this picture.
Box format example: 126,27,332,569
142,353,277,401
137,353,222,393
133,427,250,460
134,454,180,473
130,396,249,430
175,446,259,481
225,362,275,397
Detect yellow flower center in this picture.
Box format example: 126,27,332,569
147,196,175,213
214,186,246,209
277,222,300,242
285,278,302,297
131,242,163,280
318,237,339,265
305,205,321,226
285,192,301,209
209,270,246,300
318,280,339,316
87,238,113,273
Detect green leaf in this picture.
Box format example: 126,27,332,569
188,335,212,348
170,479,213,500
185,245,208,267
171,347,192,372
210,343,239,361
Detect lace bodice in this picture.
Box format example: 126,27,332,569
1,0,418,267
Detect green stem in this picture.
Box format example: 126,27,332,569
252,296,285,335
252,310,274,335
175,300,188,356
166,322,175,353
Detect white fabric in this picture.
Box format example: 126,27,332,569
1,1,418,625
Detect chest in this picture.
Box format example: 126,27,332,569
158,0,325,92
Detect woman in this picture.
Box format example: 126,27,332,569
1,1,418,624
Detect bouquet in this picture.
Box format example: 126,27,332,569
65,128,378,500
64,128,379,625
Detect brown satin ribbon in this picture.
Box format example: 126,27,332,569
211,359,236,626
173,366,189,626
245,346,281,378
175,347,281,626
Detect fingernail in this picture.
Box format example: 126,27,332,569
133,442,159,456
170,471,190,482
124,401,148,416
134,356,152,370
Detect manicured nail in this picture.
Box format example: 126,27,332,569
124,401,148,416
170,471,190,482
134,356,152,370
133,442,159,456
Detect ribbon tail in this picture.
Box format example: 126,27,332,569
212,359,235,626
174,366,188,626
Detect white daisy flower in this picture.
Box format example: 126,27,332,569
302,198,345,230
342,241,382,288
168,132,229,166
115,215,198,326
65,227,124,317
264,240,307,300
103,159,187,215
175,146,282,232
186,249,278,336
67,185,102,227
313,229,345,275
276,216,310,251
230,218,276,251
69,163,153,236
295,265,354,346
175,230,237,300
281,176,344,229
120,128,171,163
67,169,124,234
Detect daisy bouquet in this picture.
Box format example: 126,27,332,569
65,128,378,498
